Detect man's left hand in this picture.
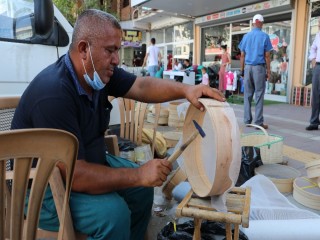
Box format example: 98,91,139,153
185,85,226,111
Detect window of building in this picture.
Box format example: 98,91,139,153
201,24,230,65
123,0,129,8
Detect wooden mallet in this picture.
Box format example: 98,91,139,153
167,120,206,164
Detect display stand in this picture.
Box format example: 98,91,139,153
163,70,195,85
176,187,251,240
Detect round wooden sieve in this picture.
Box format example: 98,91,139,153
182,98,241,197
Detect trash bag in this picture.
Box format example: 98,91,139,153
157,220,248,240
236,146,263,186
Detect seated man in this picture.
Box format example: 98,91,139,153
11,9,225,240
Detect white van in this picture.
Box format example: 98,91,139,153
0,0,121,124
0,0,73,96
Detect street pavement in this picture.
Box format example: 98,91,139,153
231,102,320,154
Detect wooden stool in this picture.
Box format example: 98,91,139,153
176,187,251,240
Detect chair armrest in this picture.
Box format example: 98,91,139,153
104,135,120,156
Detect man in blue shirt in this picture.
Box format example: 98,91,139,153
12,9,225,240
239,14,273,129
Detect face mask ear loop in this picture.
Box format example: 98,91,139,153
81,59,89,75
87,42,96,72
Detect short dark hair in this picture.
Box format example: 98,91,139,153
151,38,156,44
70,9,121,51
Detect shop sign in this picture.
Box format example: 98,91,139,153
195,0,291,24
205,48,223,55
122,30,142,47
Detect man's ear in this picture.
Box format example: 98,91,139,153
78,41,88,60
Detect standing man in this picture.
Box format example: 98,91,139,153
239,14,273,129
142,37,161,77
12,9,225,240
306,17,320,131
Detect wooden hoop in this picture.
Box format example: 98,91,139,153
182,98,241,197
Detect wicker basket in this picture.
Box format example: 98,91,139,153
241,124,283,164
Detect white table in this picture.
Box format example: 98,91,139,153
163,70,195,85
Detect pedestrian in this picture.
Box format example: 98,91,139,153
239,14,273,129
218,44,231,95
201,67,209,86
306,17,320,131
11,9,226,239
142,37,161,77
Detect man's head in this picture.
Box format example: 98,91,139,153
70,9,122,87
151,38,156,45
252,14,264,28
184,59,190,66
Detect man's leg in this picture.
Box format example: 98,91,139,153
106,154,154,240
253,65,266,125
25,188,131,240
310,66,320,126
148,65,157,77
243,65,254,124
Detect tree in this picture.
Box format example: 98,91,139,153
53,0,118,25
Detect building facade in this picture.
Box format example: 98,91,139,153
126,0,319,103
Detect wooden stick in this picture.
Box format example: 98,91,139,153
167,131,199,164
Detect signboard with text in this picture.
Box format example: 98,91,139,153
122,30,142,47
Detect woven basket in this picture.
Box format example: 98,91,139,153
241,124,283,164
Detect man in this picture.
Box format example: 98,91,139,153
306,17,320,131
239,14,273,129
11,10,225,239
142,37,161,77
182,59,192,70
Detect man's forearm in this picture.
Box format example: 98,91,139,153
125,77,188,103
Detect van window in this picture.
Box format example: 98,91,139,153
0,0,34,40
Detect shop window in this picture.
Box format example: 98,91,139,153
165,27,173,43
150,29,164,44
174,22,193,41
201,24,230,65
263,21,291,97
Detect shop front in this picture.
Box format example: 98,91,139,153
195,0,294,102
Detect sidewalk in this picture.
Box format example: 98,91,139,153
232,102,320,154
146,101,320,239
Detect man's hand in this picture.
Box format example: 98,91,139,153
136,159,172,187
312,58,316,68
184,84,226,111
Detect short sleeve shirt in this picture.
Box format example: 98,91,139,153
11,54,136,165
238,28,273,65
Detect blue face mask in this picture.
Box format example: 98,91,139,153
81,43,106,90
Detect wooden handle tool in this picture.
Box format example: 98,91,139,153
167,120,205,164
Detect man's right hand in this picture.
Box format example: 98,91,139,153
137,159,172,187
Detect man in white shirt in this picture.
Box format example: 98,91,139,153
306,17,320,131
142,38,161,77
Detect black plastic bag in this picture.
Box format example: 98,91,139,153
157,220,248,240
236,146,263,186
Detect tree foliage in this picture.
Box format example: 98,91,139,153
53,0,117,26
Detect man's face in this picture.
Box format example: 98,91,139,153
86,25,122,84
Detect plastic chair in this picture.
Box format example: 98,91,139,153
116,98,160,158
1,128,78,240
0,96,86,240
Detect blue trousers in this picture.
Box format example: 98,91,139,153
25,154,154,240
243,65,266,125
148,65,158,77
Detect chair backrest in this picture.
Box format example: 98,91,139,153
0,128,78,240
0,96,81,240
117,98,160,158
0,96,20,131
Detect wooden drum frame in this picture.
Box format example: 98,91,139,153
182,98,241,197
